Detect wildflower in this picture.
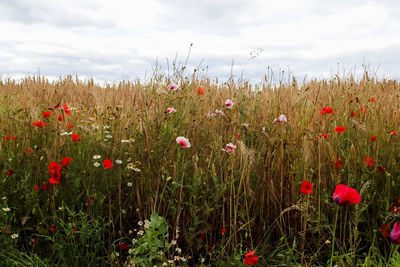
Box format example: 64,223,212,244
167,82,178,91
93,155,101,159
103,159,113,169
11,233,19,239
333,184,361,206
63,104,71,115
175,247,182,254
72,134,82,142
371,135,377,141
365,156,374,167
360,106,367,114
390,205,400,213
138,221,143,226
351,111,356,117
224,99,233,109
222,143,237,154
168,260,174,264
127,182,133,187
158,250,164,256
42,183,51,190
334,157,343,169
137,230,144,236
322,133,329,139
392,130,397,136
33,121,46,128
132,238,138,243
5,169,14,176
206,111,216,117
66,124,74,129
381,224,391,238
35,184,40,191
197,86,204,95
72,228,77,232
236,134,241,139
50,224,56,233
215,109,223,115
62,157,71,168
369,97,376,103
180,257,187,262
120,243,129,250
4,134,16,141
389,223,400,243
377,165,388,173
335,126,346,133
171,240,177,245
174,256,180,261
48,161,61,184
128,249,133,254
320,107,333,114
221,228,227,235
94,162,100,167
58,114,63,121
115,159,123,164
176,136,191,148
300,180,313,195
24,148,33,154
167,107,176,113
276,114,287,123
42,111,51,117
244,250,259,265
86,198,92,206
3,207,10,211
105,135,112,139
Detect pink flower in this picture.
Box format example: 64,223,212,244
389,223,400,243
273,114,287,123
222,143,237,154
167,107,176,113
176,136,191,148
215,110,223,115
333,184,361,206
167,82,178,91
225,99,233,109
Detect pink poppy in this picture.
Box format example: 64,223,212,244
176,136,191,148
167,107,176,113
225,99,233,109
167,82,178,91
389,223,400,243
222,143,237,154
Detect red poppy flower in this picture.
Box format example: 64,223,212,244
390,205,400,213
4,134,16,141
120,243,129,250
371,135,377,141
320,107,333,115
369,97,376,103
42,111,51,117
244,250,259,265
334,157,343,169
377,165,387,173
54,104,60,109
322,133,328,139
72,228,77,232
360,106,367,114
66,124,74,129
351,111,356,117
42,183,51,190
5,169,14,176
48,161,61,184
364,156,374,167
50,224,56,233
333,184,361,206
24,148,33,154
236,134,241,139
72,134,82,142
33,121,46,128
197,86,204,95
199,233,206,240
392,130,397,136
221,228,227,235
335,126,346,133
63,104,71,115
34,184,40,191
103,159,113,169
58,114,63,121
86,198,92,206
62,157,71,168
381,224,391,238
300,180,313,195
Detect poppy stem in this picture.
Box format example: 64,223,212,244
329,206,339,267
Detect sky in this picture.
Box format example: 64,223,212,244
0,0,399,84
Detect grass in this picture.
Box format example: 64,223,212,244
0,71,400,266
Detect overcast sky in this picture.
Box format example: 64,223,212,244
0,0,399,84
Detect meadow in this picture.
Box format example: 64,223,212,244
1,71,400,266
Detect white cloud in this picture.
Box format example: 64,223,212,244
0,0,399,84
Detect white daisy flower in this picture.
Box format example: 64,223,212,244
94,162,100,167
93,155,101,159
